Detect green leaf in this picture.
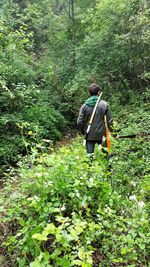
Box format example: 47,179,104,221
32,233,48,241
30,259,42,267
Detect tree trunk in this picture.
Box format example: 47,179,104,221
69,0,76,71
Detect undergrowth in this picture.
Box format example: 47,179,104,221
0,97,149,267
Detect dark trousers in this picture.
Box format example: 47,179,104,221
86,140,102,154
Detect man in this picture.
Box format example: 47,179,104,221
77,83,112,155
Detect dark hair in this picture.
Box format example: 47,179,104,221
89,83,101,96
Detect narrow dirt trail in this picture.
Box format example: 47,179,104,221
55,130,79,148
0,130,79,191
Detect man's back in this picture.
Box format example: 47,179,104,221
77,99,112,141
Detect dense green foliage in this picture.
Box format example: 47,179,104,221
0,1,149,265
0,0,149,168
0,95,149,266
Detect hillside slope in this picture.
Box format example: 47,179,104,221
0,97,149,267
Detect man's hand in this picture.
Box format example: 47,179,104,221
112,133,119,139
115,134,119,139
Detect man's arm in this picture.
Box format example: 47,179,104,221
106,106,113,132
77,104,85,134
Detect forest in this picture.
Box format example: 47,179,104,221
0,0,150,266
